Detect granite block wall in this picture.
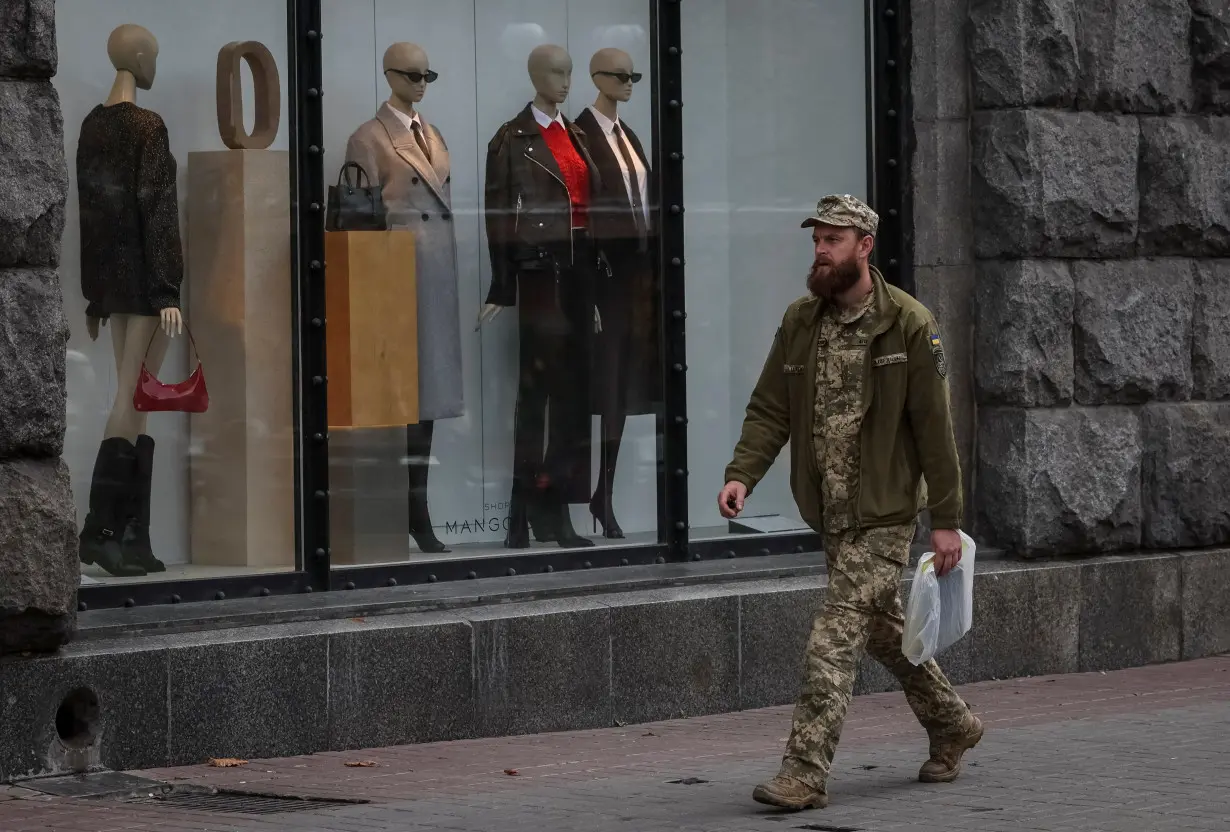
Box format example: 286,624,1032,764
965,0,1230,557
0,0,77,653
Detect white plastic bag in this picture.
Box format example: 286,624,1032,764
902,530,976,666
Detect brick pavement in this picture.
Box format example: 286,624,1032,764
0,656,1227,831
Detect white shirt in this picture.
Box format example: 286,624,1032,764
388,104,424,135
531,104,567,129
586,106,650,227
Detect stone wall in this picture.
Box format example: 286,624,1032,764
0,0,78,653
969,0,1230,557
910,0,978,519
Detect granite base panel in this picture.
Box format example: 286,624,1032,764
2,549,1227,781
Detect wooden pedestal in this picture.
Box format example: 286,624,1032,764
324,230,419,428
186,150,294,569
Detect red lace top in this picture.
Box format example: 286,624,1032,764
539,121,590,227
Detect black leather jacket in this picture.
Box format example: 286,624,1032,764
483,104,604,306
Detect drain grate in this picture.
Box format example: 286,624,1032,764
124,788,366,815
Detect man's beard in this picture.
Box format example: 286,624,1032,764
807,255,861,300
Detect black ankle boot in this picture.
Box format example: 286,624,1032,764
504,480,530,549
79,438,146,578
121,434,165,573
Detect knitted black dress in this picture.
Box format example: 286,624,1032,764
76,102,183,318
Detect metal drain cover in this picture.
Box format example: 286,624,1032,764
124,787,367,815
17,772,165,798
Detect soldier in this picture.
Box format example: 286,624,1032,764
718,194,983,811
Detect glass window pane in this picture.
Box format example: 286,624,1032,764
322,1,663,565
57,2,298,583
683,0,869,541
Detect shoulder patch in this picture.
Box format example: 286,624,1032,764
928,329,947,378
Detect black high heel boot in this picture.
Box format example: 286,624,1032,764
121,434,165,573
79,438,146,578
504,479,531,549
408,421,449,554
549,487,595,548
588,415,626,539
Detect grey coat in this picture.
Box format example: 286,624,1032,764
344,102,463,421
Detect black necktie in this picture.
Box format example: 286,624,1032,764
611,123,648,248
412,121,432,163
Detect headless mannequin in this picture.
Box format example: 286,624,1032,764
78,24,183,578
382,42,449,554
90,25,182,439
586,47,645,539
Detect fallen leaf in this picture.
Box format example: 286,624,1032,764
208,758,249,768
643,732,657,737
344,761,379,768
504,769,520,776
351,617,367,624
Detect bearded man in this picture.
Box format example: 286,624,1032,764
717,194,983,812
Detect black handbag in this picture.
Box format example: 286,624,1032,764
326,161,388,231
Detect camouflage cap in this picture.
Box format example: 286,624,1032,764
800,194,879,236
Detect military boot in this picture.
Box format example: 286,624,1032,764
752,775,828,811
919,714,984,783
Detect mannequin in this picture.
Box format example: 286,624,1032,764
480,44,605,549
76,23,184,578
575,48,657,538
345,43,464,554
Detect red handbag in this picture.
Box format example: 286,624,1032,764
132,325,209,413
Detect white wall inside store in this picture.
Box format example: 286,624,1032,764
682,0,869,534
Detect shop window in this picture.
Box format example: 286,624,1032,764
58,1,296,582
682,0,869,542
320,1,664,565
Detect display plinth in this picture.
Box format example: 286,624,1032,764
324,230,419,428
186,150,294,569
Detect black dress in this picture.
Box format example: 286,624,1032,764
76,102,183,318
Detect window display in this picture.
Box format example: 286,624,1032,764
322,1,663,565
59,1,295,583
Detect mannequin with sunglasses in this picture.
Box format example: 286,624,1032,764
575,48,657,538
76,23,185,578
479,44,605,549
344,41,463,554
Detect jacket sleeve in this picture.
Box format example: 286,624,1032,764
905,315,963,529
137,119,184,312
483,126,517,307
723,323,791,495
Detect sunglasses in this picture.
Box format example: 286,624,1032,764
592,70,643,84
385,68,439,84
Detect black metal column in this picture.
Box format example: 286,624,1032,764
291,0,330,590
651,0,689,561
869,0,913,296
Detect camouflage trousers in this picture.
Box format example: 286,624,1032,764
778,523,970,791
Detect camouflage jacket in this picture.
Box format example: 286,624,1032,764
724,267,963,531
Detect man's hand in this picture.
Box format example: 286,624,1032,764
931,528,963,577
718,481,748,518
